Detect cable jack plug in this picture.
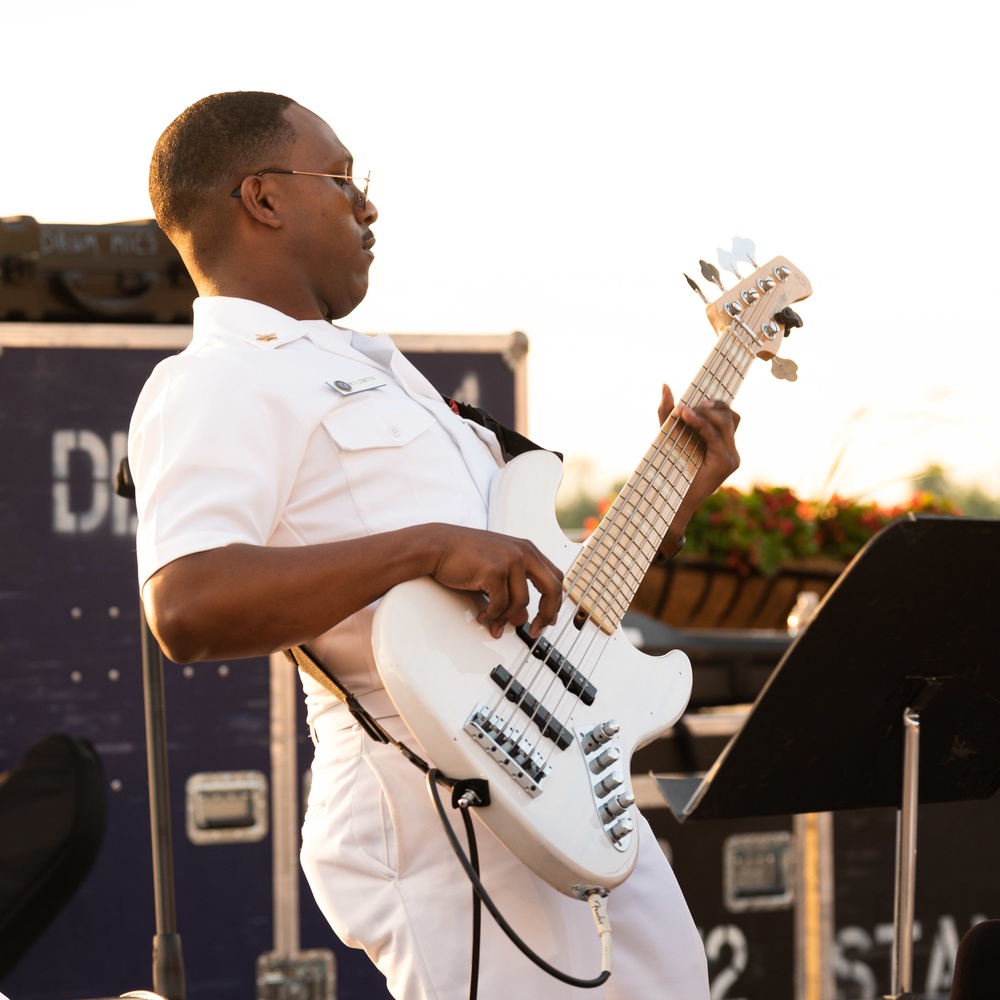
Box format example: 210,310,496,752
452,778,491,810
584,888,613,977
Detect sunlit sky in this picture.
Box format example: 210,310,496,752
4,0,997,507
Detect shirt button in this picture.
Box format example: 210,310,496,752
388,424,401,437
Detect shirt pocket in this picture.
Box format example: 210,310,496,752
321,396,486,533
323,394,435,452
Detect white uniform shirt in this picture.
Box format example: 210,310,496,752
128,296,503,722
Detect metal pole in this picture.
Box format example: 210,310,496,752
890,706,921,997
140,603,186,1000
269,651,301,956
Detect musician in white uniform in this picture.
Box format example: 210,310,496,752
130,91,742,1000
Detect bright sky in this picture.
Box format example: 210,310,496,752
4,0,997,507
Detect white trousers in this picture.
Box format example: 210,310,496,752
300,712,709,1000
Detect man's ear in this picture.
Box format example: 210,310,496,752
233,176,283,229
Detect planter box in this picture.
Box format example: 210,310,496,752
630,556,845,630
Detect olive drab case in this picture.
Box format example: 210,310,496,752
0,215,195,324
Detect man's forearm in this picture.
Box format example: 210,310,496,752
142,521,565,664
142,527,444,663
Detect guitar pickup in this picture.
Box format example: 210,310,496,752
490,665,573,750
515,625,597,706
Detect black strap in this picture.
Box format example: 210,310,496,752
443,395,562,462
288,644,486,801
115,457,136,500
285,644,434,776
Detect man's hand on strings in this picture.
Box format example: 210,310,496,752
427,524,564,640
659,383,741,510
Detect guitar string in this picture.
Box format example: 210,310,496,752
479,336,747,782
567,334,746,624
502,323,757,726
480,280,777,771
548,298,770,667
513,319,762,774
479,285,774,756
546,282,774,650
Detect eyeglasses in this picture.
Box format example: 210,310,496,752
230,168,370,206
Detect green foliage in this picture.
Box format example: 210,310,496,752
556,489,605,531
566,457,998,578
575,481,965,578
685,485,819,577
688,487,961,575
913,464,1000,517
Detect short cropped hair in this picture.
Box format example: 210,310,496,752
150,91,297,240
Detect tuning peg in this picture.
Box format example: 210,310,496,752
684,273,710,305
770,356,798,382
773,306,803,336
717,246,742,280
699,259,725,292
731,236,757,268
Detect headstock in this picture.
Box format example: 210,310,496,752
686,239,812,382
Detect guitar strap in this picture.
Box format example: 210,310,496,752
441,395,563,462
289,398,560,771
284,644,433,771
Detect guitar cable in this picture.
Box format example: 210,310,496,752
426,769,613,997
285,646,613,994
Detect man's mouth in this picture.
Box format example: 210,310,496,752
362,233,376,251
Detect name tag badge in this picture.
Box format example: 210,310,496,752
326,375,387,396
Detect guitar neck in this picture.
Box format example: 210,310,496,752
565,325,756,633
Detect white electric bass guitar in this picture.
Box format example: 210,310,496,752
372,251,812,898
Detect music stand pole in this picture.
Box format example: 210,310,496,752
890,681,942,999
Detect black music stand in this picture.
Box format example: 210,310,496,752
656,515,1000,999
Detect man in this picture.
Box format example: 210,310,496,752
130,91,741,999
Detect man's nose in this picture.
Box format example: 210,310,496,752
357,197,377,225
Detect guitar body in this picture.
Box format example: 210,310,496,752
373,251,812,898
372,449,692,897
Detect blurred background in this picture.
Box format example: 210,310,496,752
3,0,997,520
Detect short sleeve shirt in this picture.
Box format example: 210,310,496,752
128,296,503,715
